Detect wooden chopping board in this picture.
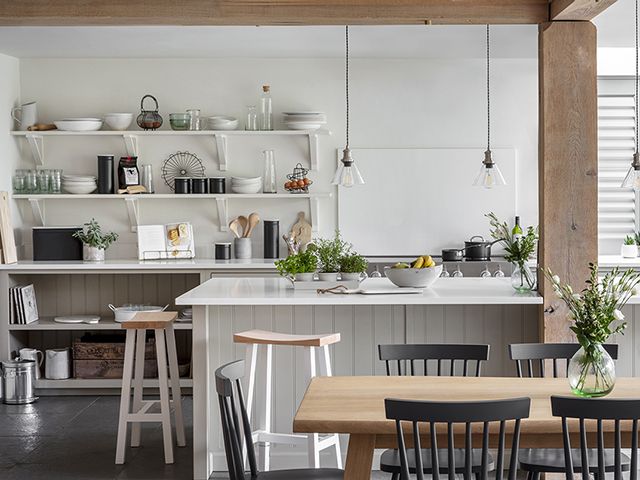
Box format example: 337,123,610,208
0,192,17,264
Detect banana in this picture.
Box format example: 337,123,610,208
393,262,410,269
411,257,424,269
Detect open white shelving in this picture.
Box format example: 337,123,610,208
12,192,331,233
11,129,331,171
8,316,193,331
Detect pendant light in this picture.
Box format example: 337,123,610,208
621,0,640,190
332,25,365,188
473,25,506,189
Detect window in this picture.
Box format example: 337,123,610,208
598,93,637,255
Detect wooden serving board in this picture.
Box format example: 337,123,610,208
0,192,17,264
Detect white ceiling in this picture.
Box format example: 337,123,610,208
0,25,538,59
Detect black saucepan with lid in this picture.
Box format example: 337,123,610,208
463,235,500,261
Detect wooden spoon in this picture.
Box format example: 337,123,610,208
243,212,260,238
229,218,242,238
237,215,248,237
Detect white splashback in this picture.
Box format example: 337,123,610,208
338,148,516,255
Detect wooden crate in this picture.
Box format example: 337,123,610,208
73,359,157,379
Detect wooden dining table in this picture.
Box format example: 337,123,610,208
293,376,640,480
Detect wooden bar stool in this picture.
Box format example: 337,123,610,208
115,311,186,465
233,329,342,471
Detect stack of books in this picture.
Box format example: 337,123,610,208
10,284,39,325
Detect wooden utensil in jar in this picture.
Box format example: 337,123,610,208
237,215,248,237
229,218,242,239
243,212,260,238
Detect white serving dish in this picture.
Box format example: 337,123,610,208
104,113,133,131
207,116,238,130
284,122,325,130
54,119,103,131
384,265,443,288
109,304,168,322
231,176,262,185
231,183,262,194
63,184,97,194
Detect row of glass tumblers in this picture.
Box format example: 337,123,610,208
13,169,63,194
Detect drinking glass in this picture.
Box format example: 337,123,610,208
245,106,258,131
50,169,62,194
12,170,25,193
480,263,491,278
187,109,201,131
25,170,37,193
37,169,50,193
451,264,464,278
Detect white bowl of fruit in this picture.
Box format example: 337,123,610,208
384,256,442,288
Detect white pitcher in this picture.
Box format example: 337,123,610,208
45,348,71,380
11,101,37,131
18,348,43,379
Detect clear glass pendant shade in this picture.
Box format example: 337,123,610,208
473,163,506,189
622,165,640,191
332,148,364,188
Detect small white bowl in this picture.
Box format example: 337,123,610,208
231,176,262,185
384,265,443,288
231,182,262,194
208,116,238,131
104,113,133,131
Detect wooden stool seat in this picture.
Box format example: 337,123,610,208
233,329,340,347
115,311,185,466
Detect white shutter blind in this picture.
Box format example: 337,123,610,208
598,94,637,254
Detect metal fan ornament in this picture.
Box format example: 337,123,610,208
161,151,205,191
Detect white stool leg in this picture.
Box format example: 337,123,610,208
154,329,174,464
304,346,320,469
243,343,259,468
255,344,272,471
115,329,136,464
130,329,146,447
320,344,342,469
165,324,186,447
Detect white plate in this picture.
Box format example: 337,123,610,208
64,185,97,194
283,111,324,116
54,315,101,324
284,123,325,130
63,175,96,181
55,120,103,132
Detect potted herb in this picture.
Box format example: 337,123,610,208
486,213,538,292
622,235,638,258
274,248,318,281
339,253,368,281
544,263,640,397
73,218,119,262
314,231,350,281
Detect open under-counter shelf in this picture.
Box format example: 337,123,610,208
10,129,331,171
12,192,332,233
9,317,193,331
36,378,193,389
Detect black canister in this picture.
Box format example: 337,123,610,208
214,243,232,260
264,220,280,259
174,177,191,194
209,177,226,194
192,177,208,194
97,154,115,194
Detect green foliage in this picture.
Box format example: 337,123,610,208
339,253,368,273
486,212,538,265
625,235,636,246
313,230,351,273
543,263,640,351
275,249,318,276
72,218,118,250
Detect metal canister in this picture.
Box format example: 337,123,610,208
2,359,37,404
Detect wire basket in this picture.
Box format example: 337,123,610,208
285,163,313,193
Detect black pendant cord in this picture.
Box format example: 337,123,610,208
636,0,638,155
345,25,350,150
486,24,491,153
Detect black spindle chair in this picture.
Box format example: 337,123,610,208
549,395,638,480
509,343,618,378
216,360,344,480
378,344,490,480
384,397,531,480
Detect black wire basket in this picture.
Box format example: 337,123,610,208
285,163,312,193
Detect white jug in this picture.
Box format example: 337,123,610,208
11,101,38,131
18,348,43,379
45,348,71,380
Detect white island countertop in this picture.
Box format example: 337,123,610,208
0,259,277,271
176,277,543,306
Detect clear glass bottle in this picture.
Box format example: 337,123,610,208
246,106,258,131
187,109,201,131
259,85,273,131
262,150,277,193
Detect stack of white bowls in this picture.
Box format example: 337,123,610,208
283,112,326,130
63,175,97,194
207,116,239,131
231,177,262,194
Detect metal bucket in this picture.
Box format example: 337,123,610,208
2,359,38,404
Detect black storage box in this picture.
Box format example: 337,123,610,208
33,227,83,261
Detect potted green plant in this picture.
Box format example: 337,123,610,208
73,218,119,262
339,253,368,281
314,231,350,281
544,263,640,397
486,213,538,292
622,235,638,258
274,248,318,281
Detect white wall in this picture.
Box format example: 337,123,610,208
16,56,538,258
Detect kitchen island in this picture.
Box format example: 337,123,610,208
176,276,542,479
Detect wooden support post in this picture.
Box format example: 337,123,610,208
538,21,598,343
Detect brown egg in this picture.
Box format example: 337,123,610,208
303,177,311,185
297,179,305,188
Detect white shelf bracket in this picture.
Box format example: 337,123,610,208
28,198,45,226
25,134,44,166
124,197,139,232
308,133,319,171
309,196,320,233
214,134,228,171
122,134,139,157
216,198,229,232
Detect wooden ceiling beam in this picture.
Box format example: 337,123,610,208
0,0,550,26
550,0,617,21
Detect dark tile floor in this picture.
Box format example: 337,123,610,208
0,396,389,480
